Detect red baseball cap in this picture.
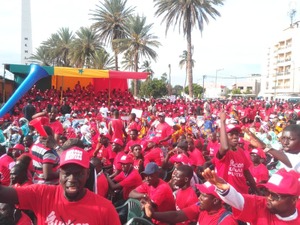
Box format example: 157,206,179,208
119,154,134,164
196,182,220,199
12,144,25,151
225,124,241,133
260,169,300,196
111,138,124,146
59,147,90,169
250,148,266,159
169,154,190,165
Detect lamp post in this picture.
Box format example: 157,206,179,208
168,64,172,96
215,68,224,88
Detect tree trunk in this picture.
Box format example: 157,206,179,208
186,16,193,98
114,50,119,71
134,51,139,96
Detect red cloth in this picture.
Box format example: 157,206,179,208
188,148,205,166
249,163,269,183
114,169,142,199
233,194,300,224
96,172,108,198
155,122,173,145
214,148,251,194
135,179,176,225
109,119,124,140
143,148,164,167
0,154,14,186
49,120,64,135
17,212,33,225
183,205,238,225
15,184,121,225
174,187,198,225
207,141,221,157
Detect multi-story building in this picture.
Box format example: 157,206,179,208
261,21,300,98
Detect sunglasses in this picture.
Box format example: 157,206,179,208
265,190,292,201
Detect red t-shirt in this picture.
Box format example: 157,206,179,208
249,163,269,183
114,169,142,199
113,151,126,171
183,204,238,225
155,122,173,145
207,141,221,157
0,154,15,186
214,148,251,194
109,119,124,140
49,120,64,135
233,194,300,224
96,171,109,198
143,148,164,167
174,187,198,225
15,184,121,225
135,179,176,225
124,139,142,153
188,148,205,166
17,212,33,225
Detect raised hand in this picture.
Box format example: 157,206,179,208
202,168,230,191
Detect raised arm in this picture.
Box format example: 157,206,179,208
217,111,230,158
0,185,19,205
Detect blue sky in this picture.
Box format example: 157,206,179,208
0,0,298,86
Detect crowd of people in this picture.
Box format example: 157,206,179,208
0,82,300,225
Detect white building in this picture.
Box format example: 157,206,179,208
261,21,300,98
21,0,33,65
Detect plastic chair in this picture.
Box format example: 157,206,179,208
125,217,154,225
116,198,144,221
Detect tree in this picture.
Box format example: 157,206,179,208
173,85,183,96
179,49,195,90
69,26,102,68
140,77,168,98
92,48,115,70
231,88,242,94
29,46,51,66
140,60,154,79
184,83,204,98
90,0,135,70
154,0,224,98
115,15,161,96
42,27,74,66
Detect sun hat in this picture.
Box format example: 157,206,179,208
169,154,190,165
111,138,124,146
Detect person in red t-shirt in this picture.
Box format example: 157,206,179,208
0,145,15,186
143,137,164,167
108,110,127,141
203,168,300,225
172,165,198,225
110,138,126,179
0,147,121,225
143,181,238,225
129,162,176,225
107,154,142,203
0,202,33,225
249,149,269,184
90,157,109,198
214,112,258,194
124,129,141,153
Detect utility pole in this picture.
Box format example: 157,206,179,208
202,75,206,98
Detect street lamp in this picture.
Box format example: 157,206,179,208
215,68,224,88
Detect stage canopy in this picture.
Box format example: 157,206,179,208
6,64,149,92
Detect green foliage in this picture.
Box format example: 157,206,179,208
173,85,183,96
139,77,168,98
184,83,203,98
231,88,242,94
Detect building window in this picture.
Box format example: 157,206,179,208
25,50,28,53
25,44,27,47
24,37,28,40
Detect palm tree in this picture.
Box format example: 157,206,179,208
42,27,74,66
154,0,224,97
140,60,154,79
90,0,135,71
92,48,115,70
69,26,102,68
121,51,135,71
115,15,161,96
29,46,51,66
179,49,195,91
